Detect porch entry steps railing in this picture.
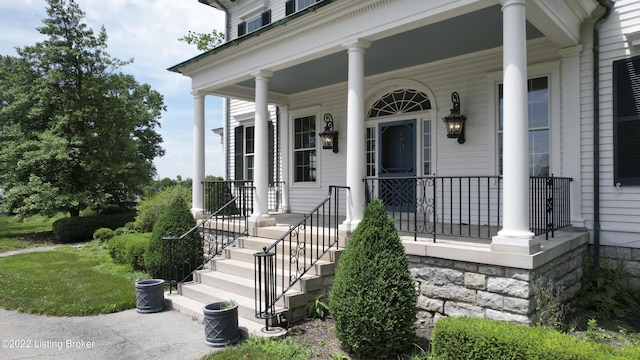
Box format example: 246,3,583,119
203,180,285,214
364,175,572,242
162,185,253,293
253,186,348,329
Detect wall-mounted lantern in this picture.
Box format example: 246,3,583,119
442,92,466,144
319,113,338,153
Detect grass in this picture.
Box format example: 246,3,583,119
200,337,314,360
0,214,63,252
0,241,146,316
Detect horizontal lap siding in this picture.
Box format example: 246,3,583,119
580,0,640,247
281,40,560,214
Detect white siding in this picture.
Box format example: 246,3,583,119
580,0,640,247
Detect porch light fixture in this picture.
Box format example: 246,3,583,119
319,113,339,153
443,92,466,144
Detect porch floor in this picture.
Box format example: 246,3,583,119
265,212,590,270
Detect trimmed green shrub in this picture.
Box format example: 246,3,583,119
204,178,239,215
432,316,638,359
52,212,136,243
144,196,203,280
93,227,115,242
329,199,417,359
108,233,150,271
133,185,191,232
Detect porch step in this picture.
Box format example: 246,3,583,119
165,291,264,337
173,229,340,331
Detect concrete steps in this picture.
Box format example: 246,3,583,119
170,223,341,333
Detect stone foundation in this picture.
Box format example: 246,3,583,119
592,244,640,287
405,234,588,328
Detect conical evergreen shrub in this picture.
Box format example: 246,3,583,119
144,196,203,280
329,198,417,359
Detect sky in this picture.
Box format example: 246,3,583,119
0,0,227,180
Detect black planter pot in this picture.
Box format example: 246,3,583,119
135,279,165,313
203,301,240,347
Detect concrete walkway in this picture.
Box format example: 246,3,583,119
0,245,217,360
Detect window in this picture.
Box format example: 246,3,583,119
237,10,271,36
613,55,640,185
498,77,549,176
293,115,316,182
423,120,431,175
245,126,255,181
285,0,319,16
366,127,376,177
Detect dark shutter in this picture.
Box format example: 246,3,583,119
613,55,640,185
285,0,295,15
261,10,271,26
268,121,275,185
234,126,244,180
237,22,246,36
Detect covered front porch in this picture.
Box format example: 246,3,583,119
170,0,595,257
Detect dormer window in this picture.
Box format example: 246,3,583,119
286,0,320,16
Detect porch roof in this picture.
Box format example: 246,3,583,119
169,1,597,102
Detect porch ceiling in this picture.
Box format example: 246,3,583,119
232,5,544,96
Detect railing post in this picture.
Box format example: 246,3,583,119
162,235,179,294
254,248,276,330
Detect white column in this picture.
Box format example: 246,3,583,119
192,91,206,217
559,45,585,228
249,70,276,227
491,0,539,254
340,39,370,232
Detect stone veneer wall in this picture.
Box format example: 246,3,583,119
408,243,588,328
592,245,640,287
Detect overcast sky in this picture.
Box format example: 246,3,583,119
0,0,227,180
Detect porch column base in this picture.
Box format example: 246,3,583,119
339,220,360,233
191,208,205,219
491,232,541,255
248,215,276,228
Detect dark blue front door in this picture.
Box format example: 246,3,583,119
379,120,416,210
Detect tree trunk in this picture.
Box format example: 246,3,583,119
69,207,80,217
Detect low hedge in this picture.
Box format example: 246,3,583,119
108,233,150,271
432,317,640,360
52,212,136,243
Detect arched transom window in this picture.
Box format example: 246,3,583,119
367,89,431,118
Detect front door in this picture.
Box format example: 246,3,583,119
379,120,416,210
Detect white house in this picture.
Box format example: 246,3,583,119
169,0,640,325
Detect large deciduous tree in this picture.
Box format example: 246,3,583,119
0,0,165,218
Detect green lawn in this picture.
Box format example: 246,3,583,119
0,214,62,252
0,243,144,316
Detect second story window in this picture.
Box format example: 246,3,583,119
238,10,272,36
286,0,319,16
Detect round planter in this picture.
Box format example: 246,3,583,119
203,301,240,347
135,279,165,314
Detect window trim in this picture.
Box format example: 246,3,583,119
486,61,560,176
289,106,321,188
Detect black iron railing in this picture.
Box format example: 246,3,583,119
163,185,253,293
530,176,572,239
203,180,285,214
364,175,572,241
253,186,347,328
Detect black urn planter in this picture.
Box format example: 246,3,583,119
203,301,240,347
135,279,165,313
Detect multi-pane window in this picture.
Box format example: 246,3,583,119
423,120,431,175
294,116,316,182
245,126,255,181
286,0,319,15
366,127,376,177
498,77,549,176
237,10,272,36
